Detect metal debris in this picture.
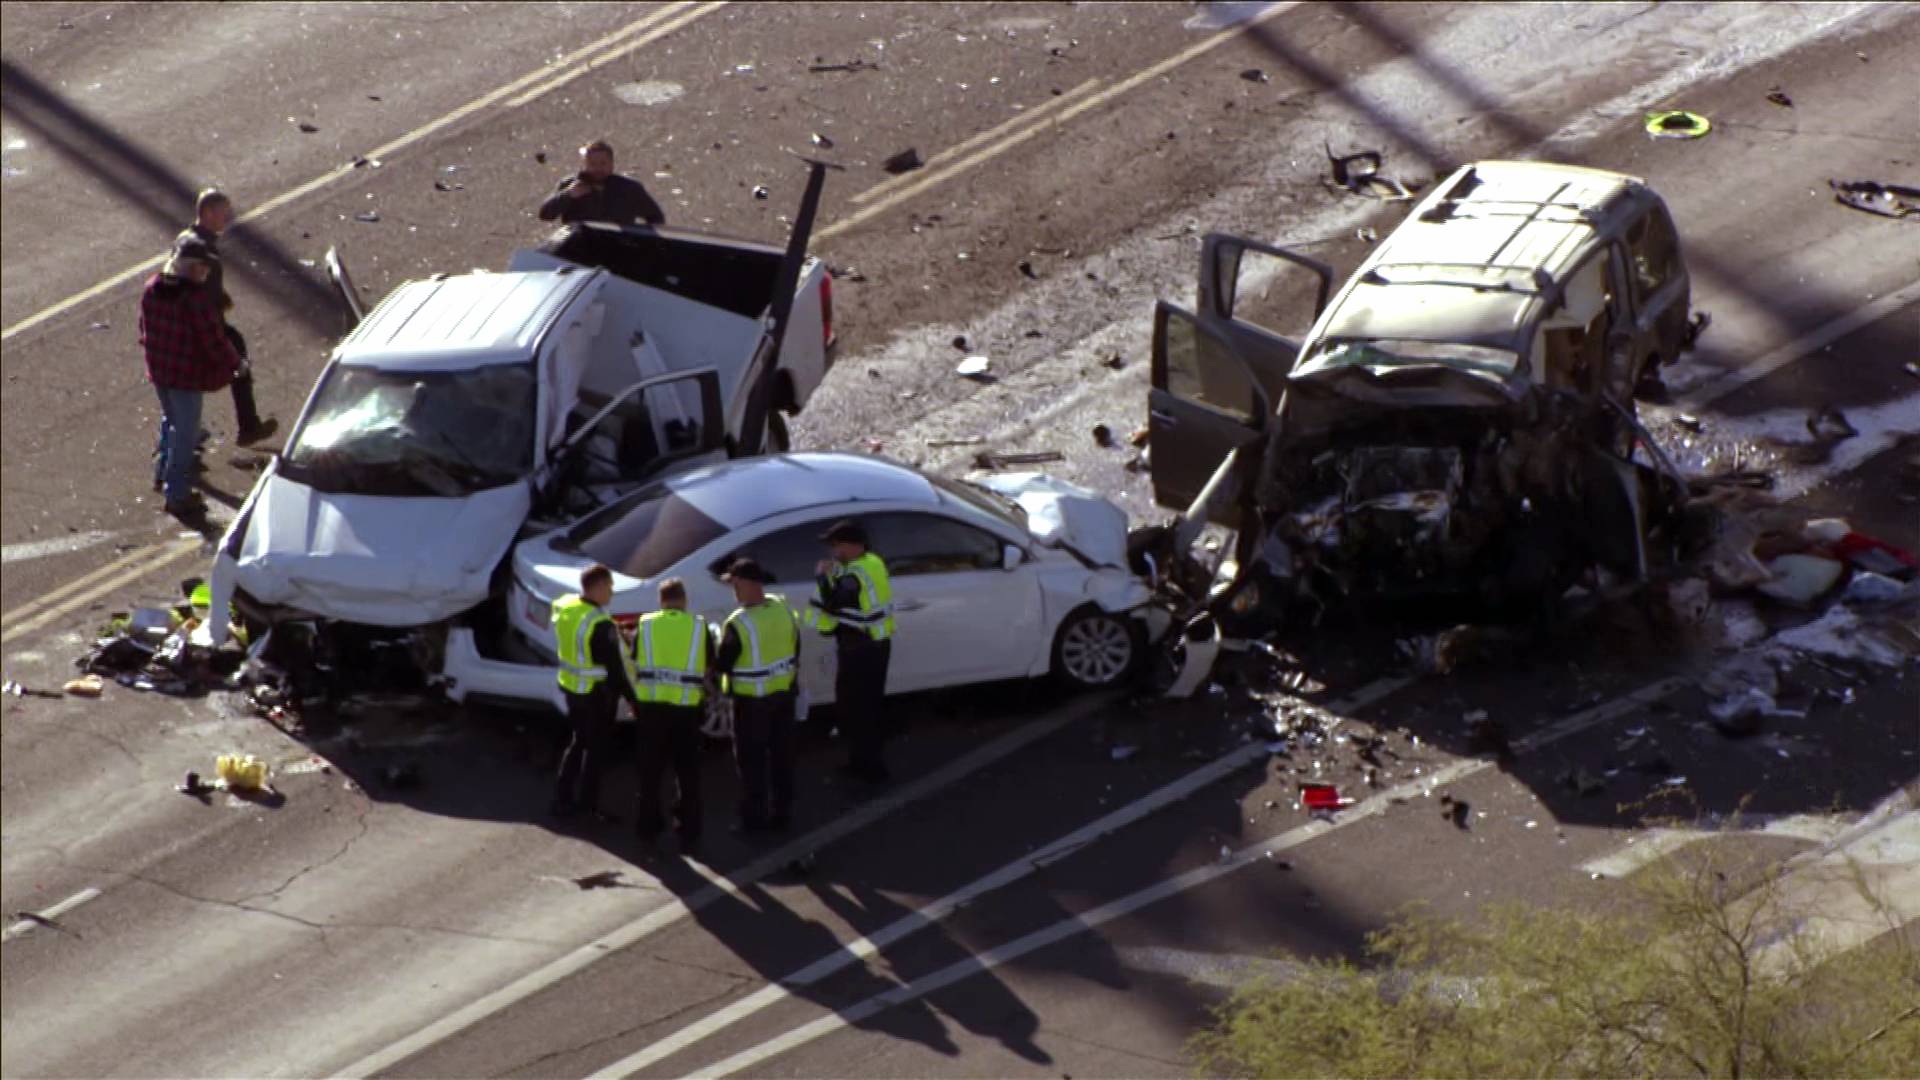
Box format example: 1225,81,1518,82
882,148,923,175
972,450,1065,470
1828,180,1919,219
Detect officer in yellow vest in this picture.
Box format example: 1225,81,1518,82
714,558,801,833
630,577,716,853
551,563,642,820
808,520,895,784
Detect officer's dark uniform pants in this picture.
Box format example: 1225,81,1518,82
554,686,618,810
731,693,795,826
835,637,892,778
635,702,704,841
224,324,262,433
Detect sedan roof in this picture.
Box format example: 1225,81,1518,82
664,452,941,529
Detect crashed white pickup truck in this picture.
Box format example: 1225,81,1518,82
207,165,839,654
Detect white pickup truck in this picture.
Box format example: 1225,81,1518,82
206,168,838,651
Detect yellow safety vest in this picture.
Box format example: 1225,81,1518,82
803,551,895,641
632,609,709,707
723,594,799,698
552,593,612,695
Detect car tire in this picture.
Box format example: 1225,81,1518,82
1051,604,1141,692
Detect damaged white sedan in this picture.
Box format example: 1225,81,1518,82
439,452,1166,714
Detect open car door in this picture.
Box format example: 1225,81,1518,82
1197,232,1332,402
1148,302,1270,521
543,367,725,515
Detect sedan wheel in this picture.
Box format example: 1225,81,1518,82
1052,605,1139,691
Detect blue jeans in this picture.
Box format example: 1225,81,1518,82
152,384,204,504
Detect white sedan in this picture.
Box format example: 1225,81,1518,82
438,452,1166,716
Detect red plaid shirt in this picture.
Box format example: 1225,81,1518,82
139,274,241,391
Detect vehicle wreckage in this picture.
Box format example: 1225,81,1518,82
1138,160,1698,635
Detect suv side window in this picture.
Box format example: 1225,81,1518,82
1625,205,1679,299
1164,310,1257,422
864,512,1003,575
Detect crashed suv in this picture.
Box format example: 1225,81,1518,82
1147,161,1694,620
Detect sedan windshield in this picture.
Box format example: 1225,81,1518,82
283,363,537,497
928,472,1028,529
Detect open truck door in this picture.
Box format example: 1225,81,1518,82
542,367,726,514
1148,301,1270,520
324,246,366,328
738,154,841,456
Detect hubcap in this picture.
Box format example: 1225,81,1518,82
1061,615,1132,685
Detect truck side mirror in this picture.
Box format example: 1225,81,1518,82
1002,544,1023,571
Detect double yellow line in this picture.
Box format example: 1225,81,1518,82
0,537,202,645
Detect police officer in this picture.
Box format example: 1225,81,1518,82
630,577,715,853
714,558,801,833
808,520,894,784
551,563,641,820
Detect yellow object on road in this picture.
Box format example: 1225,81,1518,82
62,675,104,697
216,753,269,791
1645,109,1711,139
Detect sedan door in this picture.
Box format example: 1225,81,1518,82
860,511,1044,691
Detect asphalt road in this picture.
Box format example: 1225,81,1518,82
3,3,1916,1077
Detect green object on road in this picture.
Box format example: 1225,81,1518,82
1645,109,1711,139
190,582,212,611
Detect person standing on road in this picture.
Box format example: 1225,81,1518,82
537,139,667,227
714,558,801,834
630,577,715,854
806,520,895,784
174,188,278,447
139,240,243,519
551,563,642,822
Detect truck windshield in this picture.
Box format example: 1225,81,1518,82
1297,339,1519,379
283,362,537,497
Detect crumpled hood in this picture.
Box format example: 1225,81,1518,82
231,472,530,625
977,471,1130,568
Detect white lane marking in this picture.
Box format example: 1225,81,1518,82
1680,278,1920,410
3,886,102,940
846,77,1107,206
0,530,119,565
502,2,729,109
1754,811,1920,974
329,694,1107,1079
1115,945,1306,989
586,677,1412,1078
686,675,1692,1078
1580,813,1852,880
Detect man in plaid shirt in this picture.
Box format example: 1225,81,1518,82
140,239,242,518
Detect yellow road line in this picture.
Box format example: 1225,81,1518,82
847,76,1105,206
0,538,202,646
0,1,706,343
818,2,1299,244
504,1,729,109
0,540,167,629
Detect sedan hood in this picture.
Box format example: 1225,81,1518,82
231,471,530,625
977,472,1130,569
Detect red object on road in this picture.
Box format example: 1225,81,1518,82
1831,532,1920,577
1300,783,1350,811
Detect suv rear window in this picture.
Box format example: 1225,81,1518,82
563,484,728,580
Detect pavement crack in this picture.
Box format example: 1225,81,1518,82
1041,1025,1189,1069
643,952,759,985
238,796,373,905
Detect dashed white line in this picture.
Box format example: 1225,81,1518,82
3,886,102,941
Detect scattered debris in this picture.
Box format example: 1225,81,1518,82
973,449,1065,470
1806,404,1859,441
1644,109,1711,139
1101,353,1125,370
751,185,770,200
1765,87,1794,108
925,436,985,448
176,771,209,797
62,675,104,698
1674,412,1705,433
1129,427,1150,447
1828,179,1919,220
1092,424,1114,448
1299,783,1351,811
1842,571,1908,607
534,151,548,164
1440,793,1471,829
955,355,992,379
951,334,971,351
1756,553,1846,607
1324,143,1416,200
3,679,60,699
89,321,110,331
882,148,923,175
292,119,319,134
354,210,381,223
808,58,875,74
570,870,633,889
1239,68,1269,83
1017,259,1039,279
809,132,834,149
432,179,464,192
216,753,269,792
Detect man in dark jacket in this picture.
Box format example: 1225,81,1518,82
537,140,666,227
551,563,644,821
139,240,243,519
173,188,277,447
